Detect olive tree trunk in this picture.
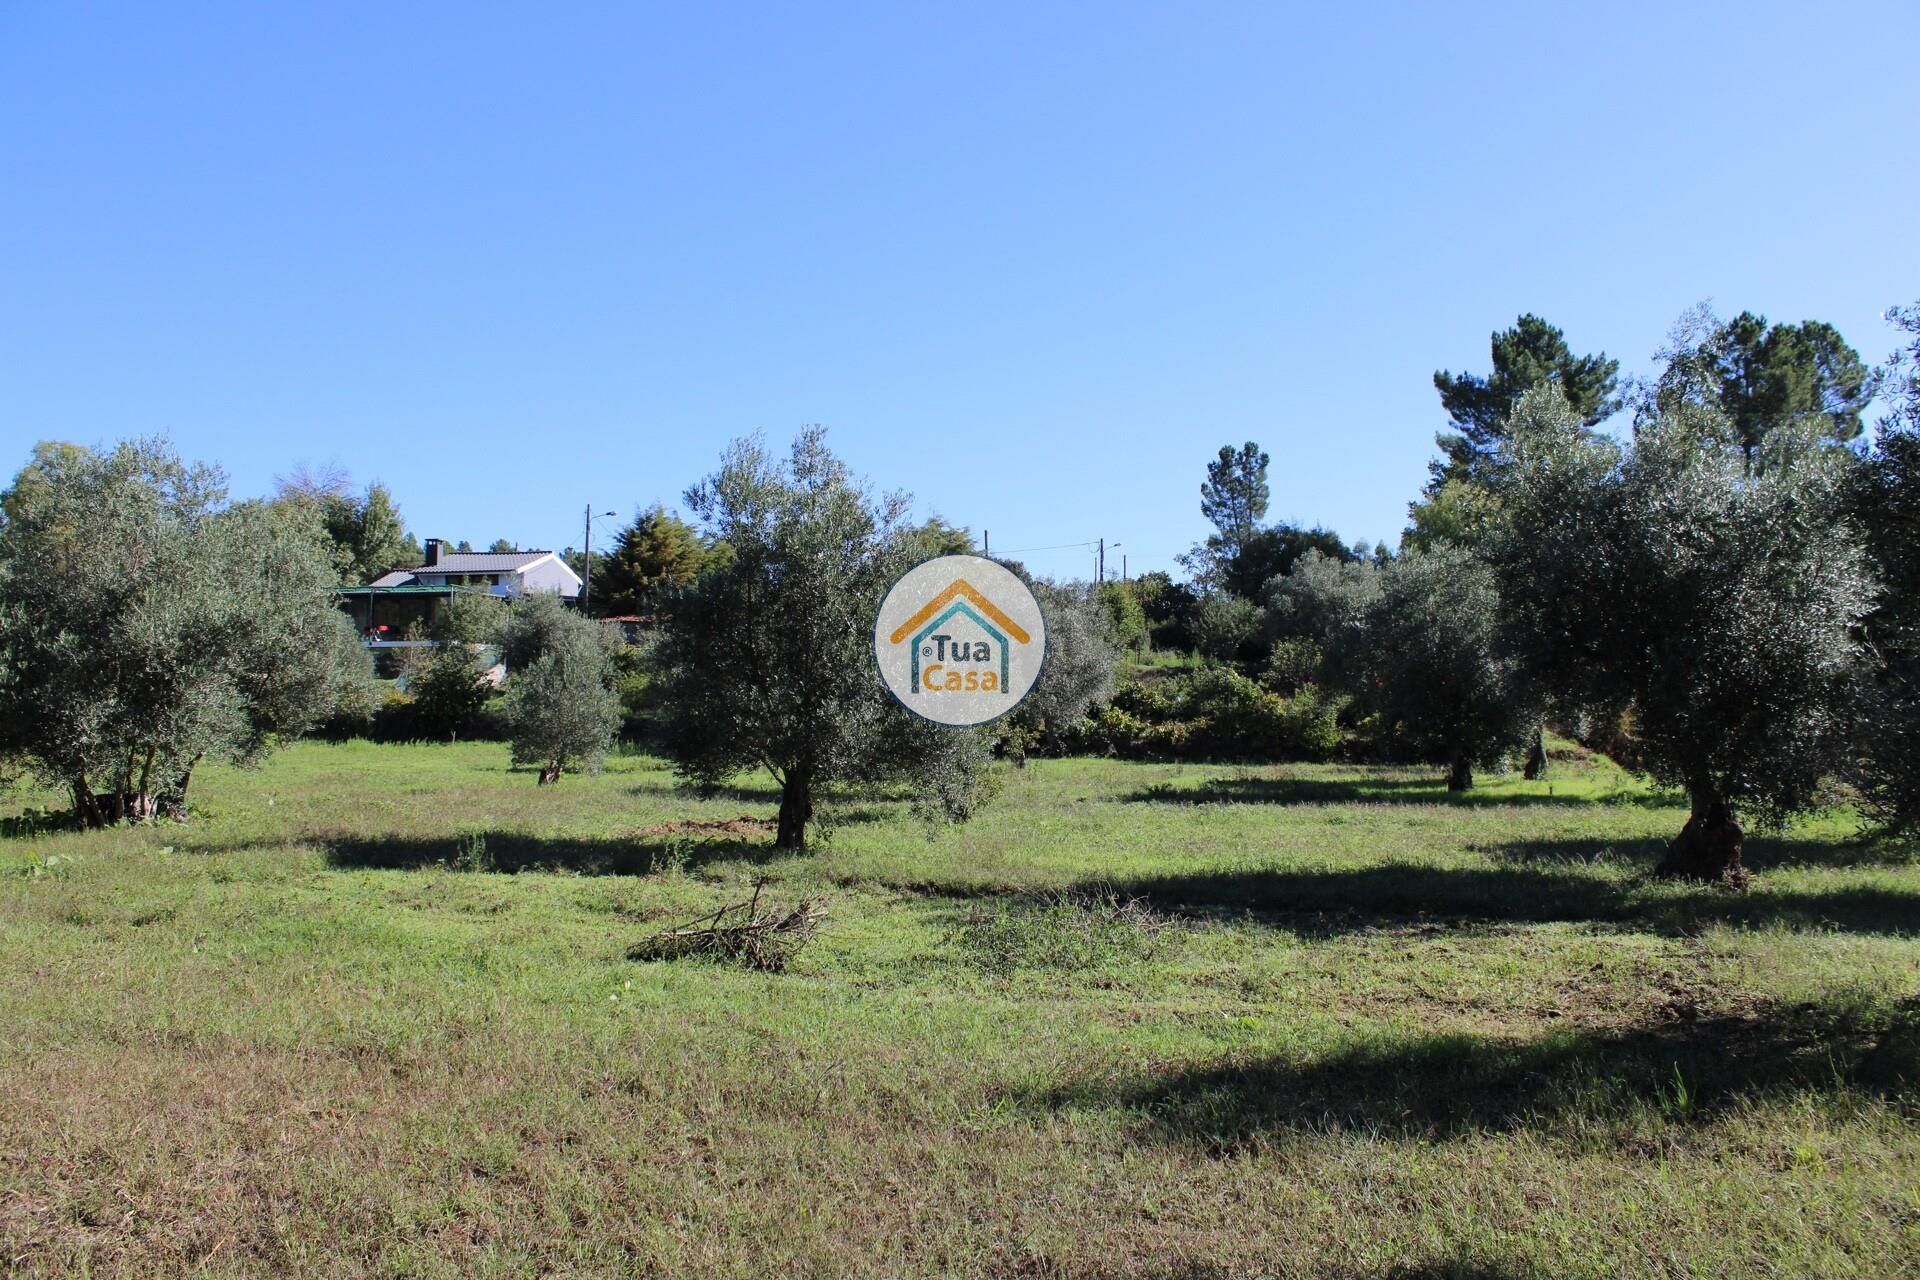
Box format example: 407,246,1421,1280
157,756,202,821
1522,725,1549,780
775,767,814,851
1447,753,1474,791
1656,787,1749,887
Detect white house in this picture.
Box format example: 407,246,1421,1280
368,539,582,598
337,539,583,644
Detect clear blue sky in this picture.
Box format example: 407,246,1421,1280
3,2,1915,580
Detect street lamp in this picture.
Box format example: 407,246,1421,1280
582,506,616,613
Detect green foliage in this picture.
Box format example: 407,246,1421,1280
1650,306,1875,464
1353,544,1532,787
274,469,421,585
1199,441,1269,550
1230,523,1356,600
404,647,496,741
593,504,709,618
430,589,508,647
905,516,975,560
0,439,370,824
1493,386,1873,827
1263,549,1381,660
1853,302,1920,834
1262,637,1324,695
1000,581,1119,755
1075,667,1344,761
500,618,621,781
654,428,992,848
496,590,581,673
1130,569,1197,652
1096,581,1147,651
1431,313,1620,490
1402,476,1501,553
1185,444,1355,600
1187,593,1262,663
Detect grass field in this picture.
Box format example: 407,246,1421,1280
3,742,1918,1278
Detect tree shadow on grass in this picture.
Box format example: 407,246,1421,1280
1488,832,1914,875
626,777,782,803
1089,864,1632,929
1125,775,1674,810
1058,862,1920,937
324,831,786,876
1036,997,1920,1151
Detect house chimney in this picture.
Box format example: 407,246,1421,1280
423,538,443,568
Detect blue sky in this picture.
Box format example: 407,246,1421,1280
3,2,1915,580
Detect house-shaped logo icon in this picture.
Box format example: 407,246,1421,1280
873,556,1047,727
887,579,1033,695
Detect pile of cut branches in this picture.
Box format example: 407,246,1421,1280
627,880,828,973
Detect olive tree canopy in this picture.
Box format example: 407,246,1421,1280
653,428,992,849
1854,302,1920,835
999,580,1118,757
1491,387,1873,880
1354,544,1532,790
0,439,372,825
499,597,621,784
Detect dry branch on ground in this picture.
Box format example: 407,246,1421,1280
627,880,827,972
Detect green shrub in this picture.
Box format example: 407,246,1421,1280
1066,705,1131,756
1071,668,1344,761
1263,637,1323,695
1278,682,1346,759
1097,582,1148,651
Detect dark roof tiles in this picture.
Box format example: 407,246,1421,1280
410,551,555,575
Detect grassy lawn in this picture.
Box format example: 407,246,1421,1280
2,742,1917,1278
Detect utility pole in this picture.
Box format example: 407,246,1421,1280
582,505,616,614
1122,554,1127,581
982,529,989,557
1098,538,1104,584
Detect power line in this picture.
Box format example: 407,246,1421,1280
996,539,1097,554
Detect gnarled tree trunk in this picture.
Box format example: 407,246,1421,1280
1657,789,1749,888
775,767,813,851
1522,725,1549,780
70,777,106,830
538,762,562,785
1447,752,1473,792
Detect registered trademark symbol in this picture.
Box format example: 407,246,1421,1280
922,645,933,657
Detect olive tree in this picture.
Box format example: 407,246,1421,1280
1492,387,1873,881
1854,302,1920,835
497,589,581,673
1354,544,1532,790
1264,550,1380,652
1188,593,1262,663
652,428,992,850
500,602,621,784
999,580,1119,758
0,439,371,825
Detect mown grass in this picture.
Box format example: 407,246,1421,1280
1,742,1917,1278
